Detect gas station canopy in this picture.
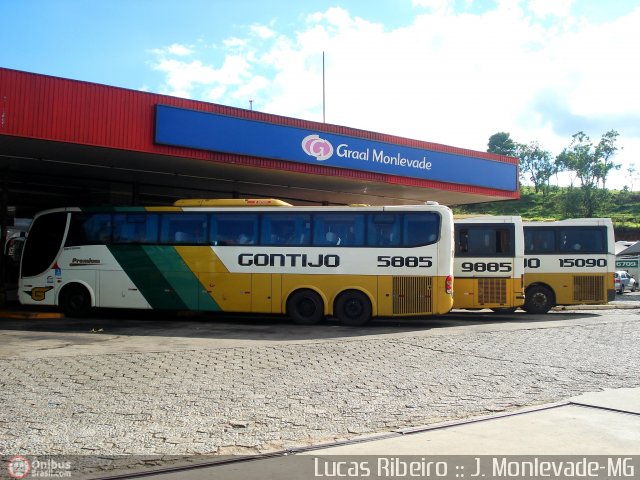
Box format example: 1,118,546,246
0,68,519,216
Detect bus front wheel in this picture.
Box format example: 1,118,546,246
287,289,324,325
334,290,372,327
59,284,93,317
523,286,554,314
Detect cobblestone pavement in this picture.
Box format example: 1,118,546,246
1,309,639,458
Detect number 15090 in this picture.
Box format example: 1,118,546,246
525,258,607,268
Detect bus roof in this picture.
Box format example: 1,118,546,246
523,218,613,227
454,215,523,224
174,198,293,207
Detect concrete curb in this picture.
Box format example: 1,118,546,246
0,310,64,319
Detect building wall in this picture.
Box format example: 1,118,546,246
0,67,519,198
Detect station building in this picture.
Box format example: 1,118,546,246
1,67,519,215
0,67,520,300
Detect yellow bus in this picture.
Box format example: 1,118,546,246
18,199,455,326
453,216,525,312
522,218,616,313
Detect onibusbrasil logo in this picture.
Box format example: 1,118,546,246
6,456,31,479
301,134,334,161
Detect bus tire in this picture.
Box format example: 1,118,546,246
59,283,92,317
287,289,324,325
523,285,554,314
334,290,372,327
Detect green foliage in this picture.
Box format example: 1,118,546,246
487,132,517,156
487,130,622,220
453,186,640,231
516,141,556,195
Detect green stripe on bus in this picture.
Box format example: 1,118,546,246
142,245,220,311
107,245,190,311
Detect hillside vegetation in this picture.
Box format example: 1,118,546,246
453,187,640,241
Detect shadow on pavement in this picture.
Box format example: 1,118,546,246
0,301,601,342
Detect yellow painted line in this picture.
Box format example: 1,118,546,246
0,310,64,319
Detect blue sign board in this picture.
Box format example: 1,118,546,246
155,105,517,191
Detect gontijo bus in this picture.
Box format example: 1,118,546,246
522,218,615,313
453,216,525,312
18,199,455,325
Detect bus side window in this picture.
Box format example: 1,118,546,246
495,228,512,254
368,214,400,247
456,229,469,254
160,213,207,244
66,214,112,246
113,214,158,244
261,214,310,245
560,230,584,252
403,213,439,247
525,229,555,253
313,214,364,247
560,228,604,253
211,214,257,245
467,229,495,254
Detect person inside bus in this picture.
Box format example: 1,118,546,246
271,223,296,245
530,232,552,252
325,231,341,246
237,233,254,244
376,226,394,246
561,234,581,252
457,231,469,253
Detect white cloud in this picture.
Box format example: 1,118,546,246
250,24,276,40
223,37,247,49
167,43,193,56
151,43,194,57
527,0,575,19
149,2,640,189
411,0,454,14
150,48,251,99
230,76,270,103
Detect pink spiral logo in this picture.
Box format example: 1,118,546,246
301,134,334,161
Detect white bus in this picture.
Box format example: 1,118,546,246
453,216,525,312
522,218,616,313
19,199,455,325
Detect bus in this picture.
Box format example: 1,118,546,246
18,199,455,326
453,216,525,312
522,218,616,313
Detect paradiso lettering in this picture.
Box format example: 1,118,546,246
238,253,340,268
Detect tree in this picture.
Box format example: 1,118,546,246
626,165,637,192
594,130,620,189
516,141,556,195
556,130,621,217
487,132,517,156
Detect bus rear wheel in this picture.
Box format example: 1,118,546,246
59,284,92,317
334,290,372,327
287,289,324,325
523,285,553,314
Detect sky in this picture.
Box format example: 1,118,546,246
2,0,640,190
